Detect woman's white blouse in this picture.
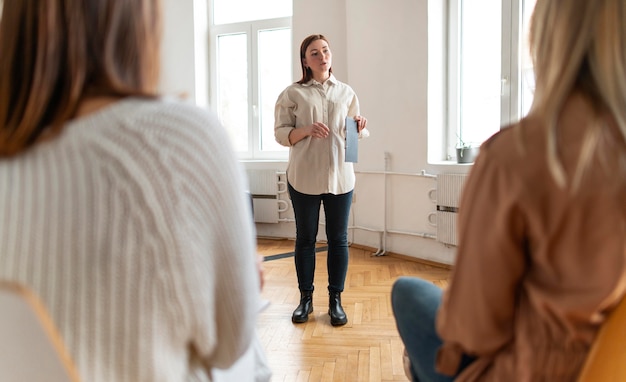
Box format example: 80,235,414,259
274,75,369,195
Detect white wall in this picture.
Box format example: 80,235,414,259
160,0,209,107
160,0,474,265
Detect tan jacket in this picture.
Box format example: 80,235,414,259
436,93,626,381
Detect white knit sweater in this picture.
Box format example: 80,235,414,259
0,98,261,381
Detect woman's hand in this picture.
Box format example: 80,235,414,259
354,115,368,132
309,122,330,138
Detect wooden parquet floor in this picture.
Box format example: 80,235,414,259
257,238,451,382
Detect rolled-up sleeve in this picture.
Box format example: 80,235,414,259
347,95,370,139
274,89,296,147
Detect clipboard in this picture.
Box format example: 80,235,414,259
345,117,358,163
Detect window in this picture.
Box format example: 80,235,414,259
520,0,536,116
209,0,292,160
444,0,536,161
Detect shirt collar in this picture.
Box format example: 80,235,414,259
303,73,337,87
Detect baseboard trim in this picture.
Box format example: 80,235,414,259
347,243,452,270
256,236,452,270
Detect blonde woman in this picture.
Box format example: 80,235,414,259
392,0,626,380
0,1,263,381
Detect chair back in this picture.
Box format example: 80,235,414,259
577,295,626,382
0,281,80,382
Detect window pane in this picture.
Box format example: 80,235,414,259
214,0,292,25
459,0,501,147
521,0,537,117
258,28,291,153
217,33,249,152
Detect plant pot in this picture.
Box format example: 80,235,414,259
456,147,479,164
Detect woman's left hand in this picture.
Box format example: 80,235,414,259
355,115,367,132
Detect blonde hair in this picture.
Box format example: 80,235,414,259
528,0,626,188
0,0,162,156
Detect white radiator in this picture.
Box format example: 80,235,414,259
435,174,469,246
246,170,280,223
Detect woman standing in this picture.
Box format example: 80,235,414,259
0,1,263,380
392,0,626,380
275,34,369,326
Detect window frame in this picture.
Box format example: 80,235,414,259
443,0,528,162
208,2,292,161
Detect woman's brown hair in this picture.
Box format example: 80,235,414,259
0,0,162,156
297,34,332,85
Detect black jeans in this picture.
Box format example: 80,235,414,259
288,182,353,293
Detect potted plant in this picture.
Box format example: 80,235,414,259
456,137,480,164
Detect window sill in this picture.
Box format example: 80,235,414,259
426,160,474,174
428,159,474,166
239,159,288,164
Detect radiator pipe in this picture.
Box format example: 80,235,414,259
272,168,438,256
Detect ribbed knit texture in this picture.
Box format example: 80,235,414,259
0,98,260,381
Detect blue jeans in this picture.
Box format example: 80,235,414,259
391,277,474,382
288,182,352,293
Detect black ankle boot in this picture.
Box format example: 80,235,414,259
292,290,313,323
328,291,347,326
